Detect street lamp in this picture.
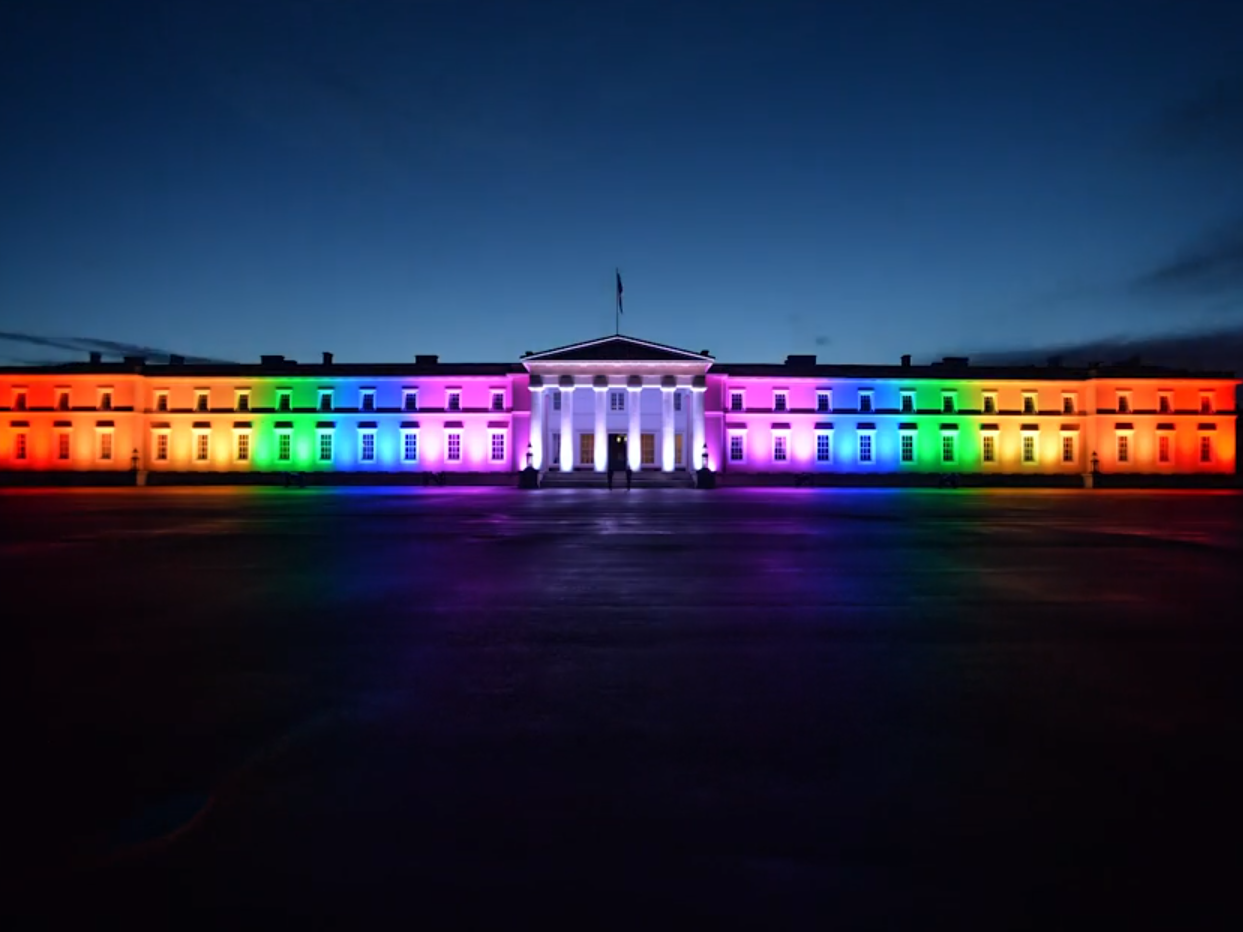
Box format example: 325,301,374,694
526,443,533,469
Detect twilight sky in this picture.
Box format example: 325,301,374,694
2,0,1243,366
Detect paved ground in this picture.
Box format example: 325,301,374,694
6,488,1243,927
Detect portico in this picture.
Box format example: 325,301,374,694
522,336,712,473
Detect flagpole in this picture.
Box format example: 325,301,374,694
615,268,622,336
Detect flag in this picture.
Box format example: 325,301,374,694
616,270,623,313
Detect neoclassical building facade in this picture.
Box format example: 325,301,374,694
0,335,1237,481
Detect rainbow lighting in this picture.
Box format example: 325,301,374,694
1,337,1237,482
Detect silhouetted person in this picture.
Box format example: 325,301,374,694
607,464,614,489
626,464,633,491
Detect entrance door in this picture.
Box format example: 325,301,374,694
608,433,627,470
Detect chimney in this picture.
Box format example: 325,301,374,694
322,351,334,365
784,354,817,366
260,354,285,366
700,349,711,356
168,354,185,366
901,354,911,367
415,354,439,366
89,351,102,365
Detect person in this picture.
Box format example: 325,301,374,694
625,464,633,491
607,464,614,490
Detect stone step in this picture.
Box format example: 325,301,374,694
539,470,694,489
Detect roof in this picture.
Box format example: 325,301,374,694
522,334,714,363
712,362,1237,380
0,361,523,378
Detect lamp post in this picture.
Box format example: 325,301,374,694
526,443,533,469
702,442,709,470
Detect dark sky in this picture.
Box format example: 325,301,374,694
2,0,1243,365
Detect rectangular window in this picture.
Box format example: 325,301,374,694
318,432,334,462
858,391,873,413
552,391,562,411
490,391,505,412
674,392,683,412
154,433,168,461
610,390,625,412
99,390,113,411
236,433,251,462
361,389,376,412
773,434,788,462
402,389,418,412
1062,394,1076,415
941,392,956,414
58,432,71,460
402,431,418,463
490,432,505,462
1117,392,1130,414
446,432,462,462
675,433,683,464
98,432,113,461
817,432,832,463
318,389,333,412
57,389,71,411
730,391,744,412
816,391,831,413
982,434,996,463
900,433,914,463
1023,393,1037,415
154,391,168,412
773,391,787,412
277,433,291,462
858,433,873,463
236,391,250,412
1158,393,1172,414
15,433,27,460
195,433,209,462
1022,435,1036,463
13,390,27,411
578,433,594,466
360,432,375,462
447,391,461,412
729,434,744,462
196,391,209,412
277,389,292,412
641,433,655,465
1200,394,1213,414
1158,435,1170,464
1117,434,1130,463
941,434,955,463
1062,435,1075,463
900,392,914,414
1200,436,1212,463
983,393,997,415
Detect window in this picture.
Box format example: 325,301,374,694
730,391,744,412
1022,435,1036,463
983,393,997,415
236,390,250,412
491,391,505,412
900,391,914,414
361,389,376,412
982,434,996,463
773,391,787,412
446,431,462,462
57,389,71,411
277,389,292,412
236,432,251,462
318,431,334,462
1158,393,1172,414
402,389,418,412
1022,393,1037,415
99,389,113,411
14,390,27,410
57,432,71,460
817,432,832,463
1200,394,1213,414
773,434,788,462
941,434,956,463
402,431,418,463
1062,394,1076,415
674,392,683,412
155,432,169,462
98,431,113,461
154,391,168,412
490,432,506,462
360,431,375,462
1062,435,1075,463
641,433,655,465
1117,392,1130,414
1158,435,1171,464
15,432,27,460
817,391,831,413
578,433,593,466
1200,436,1212,463
858,390,873,413
447,391,461,412
318,389,333,412
552,391,562,411
858,433,874,463
729,434,744,462
195,390,209,412
900,433,914,463
1116,434,1130,463
941,392,956,414
277,433,292,462
195,432,210,462
610,390,625,412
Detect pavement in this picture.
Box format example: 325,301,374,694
6,487,1243,928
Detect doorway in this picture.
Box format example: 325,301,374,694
608,433,628,471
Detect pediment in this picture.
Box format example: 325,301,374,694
522,335,713,363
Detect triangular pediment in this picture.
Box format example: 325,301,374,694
523,335,713,363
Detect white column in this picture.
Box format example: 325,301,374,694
530,387,544,469
661,386,675,471
627,386,642,470
594,387,608,471
560,386,574,471
692,387,706,469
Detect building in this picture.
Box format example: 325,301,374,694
0,335,1237,482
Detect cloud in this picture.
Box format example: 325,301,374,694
1131,218,1243,296
1149,76,1243,156
966,325,1243,374
0,332,231,364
